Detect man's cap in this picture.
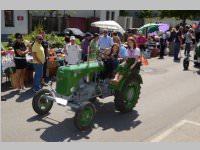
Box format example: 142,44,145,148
85,32,93,37
70,36,76,40
15,33,23,39
36,35,43,39
189,28,193,32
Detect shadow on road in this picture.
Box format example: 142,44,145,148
1,90,18,100
27,101,141,142
1,88,33,102
182,68,200,75
94,101,141,132
197,70,200,75
1,82,13,92
27,113,50,122
16,89,34,102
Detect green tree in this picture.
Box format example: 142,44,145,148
159,10,200,26
136,10,156,18
119,10,128,16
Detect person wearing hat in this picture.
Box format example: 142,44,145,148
40,31,49,86
64,36,82,65
81,32,93,61
13,33,29,93
62,36,71,64
32,35,45,92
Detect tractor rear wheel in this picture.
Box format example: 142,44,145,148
74,102,96,131
32,89,54,115
114,81,141,113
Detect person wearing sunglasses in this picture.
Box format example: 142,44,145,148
13,33,29,94
39,31,49,86
31,35,45,92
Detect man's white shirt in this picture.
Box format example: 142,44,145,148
65,43,82,65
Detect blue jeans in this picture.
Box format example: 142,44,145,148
174,42,180,60
33,64,43,91
185,43,191,55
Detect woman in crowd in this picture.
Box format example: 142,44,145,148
111,37,141,85
88,33,99,61
13,33,29,93
168,28,177,54
136,31,146,52
101,43,121,78
113,36,127,60
159,31,167,59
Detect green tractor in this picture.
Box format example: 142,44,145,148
32,54,143,131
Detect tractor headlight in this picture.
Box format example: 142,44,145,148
70,87,76,93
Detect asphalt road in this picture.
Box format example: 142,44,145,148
1,52,200,142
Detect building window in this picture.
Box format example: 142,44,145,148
111,11,115,20
4,10,14,27
126,18,130,29
106,11,110,20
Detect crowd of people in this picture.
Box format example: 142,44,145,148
1,29,143,94
1,22,200,94
10,33,46,93
62,29,142,84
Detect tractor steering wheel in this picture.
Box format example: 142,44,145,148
96,50,111,61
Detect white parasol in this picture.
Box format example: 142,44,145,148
91,20,125,34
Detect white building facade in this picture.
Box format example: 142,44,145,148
1,10,120,38
29,10,119,21
1,10,28,35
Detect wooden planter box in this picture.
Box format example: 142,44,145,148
47,60,60,77
150,48,160,57
10,73,17,89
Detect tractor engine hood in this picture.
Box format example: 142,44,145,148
56,61,103,96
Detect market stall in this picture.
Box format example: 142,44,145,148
1,48,65,89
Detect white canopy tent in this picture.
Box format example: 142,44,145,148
91,20,125,35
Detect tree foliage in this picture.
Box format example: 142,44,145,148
136,10,159,18
159,10,200,23
119,10,129,16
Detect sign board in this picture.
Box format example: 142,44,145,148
17,16,24,21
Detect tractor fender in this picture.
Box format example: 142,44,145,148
113,73,143,91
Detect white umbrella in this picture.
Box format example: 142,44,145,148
91,20,125,34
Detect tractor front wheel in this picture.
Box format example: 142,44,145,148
114,82,141,113
74,102,96,131
32,89,54,115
